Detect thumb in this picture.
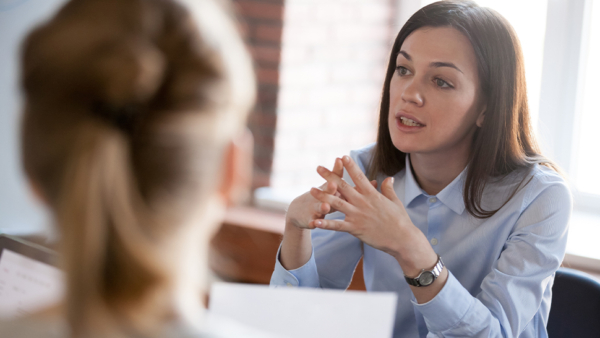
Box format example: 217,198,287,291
381,177,400,203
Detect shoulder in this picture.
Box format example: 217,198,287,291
486,164,571,212
348,143,376,174
499,164,573,235
522,164,572,212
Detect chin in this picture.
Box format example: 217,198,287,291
390,136,420,154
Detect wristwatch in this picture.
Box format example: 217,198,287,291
404,255,444,287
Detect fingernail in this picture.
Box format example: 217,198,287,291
391,177,395,184
342,155,350,163
315,220,322,226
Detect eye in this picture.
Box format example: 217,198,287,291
396,66,411,77
435,78,453,88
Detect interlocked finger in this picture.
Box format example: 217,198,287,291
314,219,352,233
310,186,356,215
341,156,377,195
316,166,362,203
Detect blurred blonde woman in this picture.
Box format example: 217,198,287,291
0,0,269,337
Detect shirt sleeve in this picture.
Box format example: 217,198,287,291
269,213,364,289
270,147,371,290
413,176,572,337
269,244,320,288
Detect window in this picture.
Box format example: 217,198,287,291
575,1,600,196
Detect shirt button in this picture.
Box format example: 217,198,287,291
286,282,293,287
430,238,438,246
429,197,437,203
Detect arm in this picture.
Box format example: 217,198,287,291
279,157,345,271
414,181,571,337
270,157,365,289
270,212,364,289
312,158,571,337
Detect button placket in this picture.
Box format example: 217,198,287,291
426,196,442,251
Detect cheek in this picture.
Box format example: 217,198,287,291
389,77,403,104
388,77,405,118
429,93,480,137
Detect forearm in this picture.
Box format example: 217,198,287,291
280,221,313,270
391,227,448,304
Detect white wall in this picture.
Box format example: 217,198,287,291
269,0,393,193
0,0,66,235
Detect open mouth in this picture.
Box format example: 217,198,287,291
399,116,424,127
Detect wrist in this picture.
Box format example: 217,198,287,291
285,217,309,231
393,228,438,277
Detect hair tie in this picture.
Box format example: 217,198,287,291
91,101,139,134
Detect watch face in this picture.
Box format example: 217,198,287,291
419,271,435,286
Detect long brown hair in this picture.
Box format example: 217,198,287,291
369,0,556,218
20,0,254,336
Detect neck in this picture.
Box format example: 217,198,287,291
131,199,225,333
168,233,210,327
409,141,471,196
163,199,225,329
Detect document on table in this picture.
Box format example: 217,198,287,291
209,283,397,338
0,249,63,319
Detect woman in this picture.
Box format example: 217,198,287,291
271,1,571,337
0,0,269,337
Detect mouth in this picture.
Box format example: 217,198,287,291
398,116,424,127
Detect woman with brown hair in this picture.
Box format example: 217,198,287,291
0,0,270,337
271,1,571,337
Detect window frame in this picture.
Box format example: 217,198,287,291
538,0,600,214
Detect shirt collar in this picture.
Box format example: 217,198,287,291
403,155,424,207
403,155,467,215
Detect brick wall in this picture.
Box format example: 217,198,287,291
233,0,396,194
270,0,396,193
232,0,284,189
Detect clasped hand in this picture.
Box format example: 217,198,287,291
308,156,416,260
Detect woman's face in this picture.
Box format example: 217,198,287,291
388,26,484,156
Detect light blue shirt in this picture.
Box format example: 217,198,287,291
270,143,571,338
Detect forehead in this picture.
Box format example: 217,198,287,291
399,26,477,74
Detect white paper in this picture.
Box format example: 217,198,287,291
0,249,64,319
209,283,397,338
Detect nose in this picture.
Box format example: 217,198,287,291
401,78,424,107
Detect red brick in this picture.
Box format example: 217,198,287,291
234,1,283,21
251,173,271,189
250,45,281,64
253,23,283,43
252,133,276,148
253,157,274,170
256,68,279,85
250,112,278,129
256,85,278,102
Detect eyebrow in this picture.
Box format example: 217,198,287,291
397,50,464,74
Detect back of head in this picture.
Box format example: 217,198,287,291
20,0,255,335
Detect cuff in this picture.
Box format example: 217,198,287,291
411,270,474,333
269,244,321,288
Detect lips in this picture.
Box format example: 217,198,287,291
395,111,425,128
399,116,423,127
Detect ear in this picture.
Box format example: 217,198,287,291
476,107,486,128
218,129,253,206
28,178,49,207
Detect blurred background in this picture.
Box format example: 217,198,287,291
1,0,599,285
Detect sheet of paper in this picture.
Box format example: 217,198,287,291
0,249,64,319
209,283,397,338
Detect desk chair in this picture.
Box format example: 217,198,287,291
547,267,600,337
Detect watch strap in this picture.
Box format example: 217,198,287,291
404,255,444,287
